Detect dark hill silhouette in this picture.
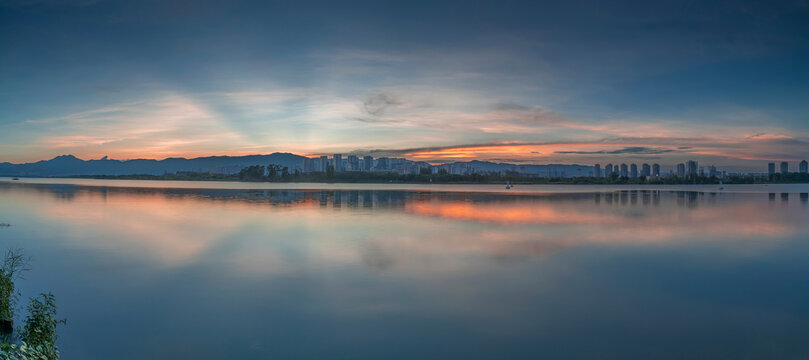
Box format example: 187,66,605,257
0,153,597,178
0,153,307,177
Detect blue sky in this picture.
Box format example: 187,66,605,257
1,0,808,170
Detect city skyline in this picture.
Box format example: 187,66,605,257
5,151,806,178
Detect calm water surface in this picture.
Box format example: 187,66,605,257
1,180,808,359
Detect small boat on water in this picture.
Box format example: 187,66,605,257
505,181,513,190
12,178,19,180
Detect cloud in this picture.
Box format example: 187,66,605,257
7,78,809,170
492,103,567,126
555,146,676,155
347,134,809,168
23,93,250,159
362,92,402,117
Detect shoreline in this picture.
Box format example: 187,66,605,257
2,173,808,185
2,177,808,194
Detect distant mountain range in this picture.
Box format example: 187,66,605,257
0,153,307,177
0,154,595,177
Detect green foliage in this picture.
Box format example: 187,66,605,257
266,164,291,180
1,251,63,359
0,275,13,322
238,165,265,181
1,249,30,322
1,341,57,360
19,294,64,359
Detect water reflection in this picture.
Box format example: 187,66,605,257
1,183,802,268
1,182,808,360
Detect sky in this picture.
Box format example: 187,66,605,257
1,0,808,171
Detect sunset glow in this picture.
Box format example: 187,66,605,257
1,1,808,170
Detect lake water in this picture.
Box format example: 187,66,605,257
1,179,808,359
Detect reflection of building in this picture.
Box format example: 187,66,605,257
800,160,808,173
781,161,789,174
652,164,660,177
768,162,776,175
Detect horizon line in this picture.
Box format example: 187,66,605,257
3,152,806,172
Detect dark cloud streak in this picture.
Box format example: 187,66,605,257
555,146,676,155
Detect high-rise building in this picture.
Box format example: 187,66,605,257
347,155,359,171
641,163,650,177
768,162,776,175
376,157,390,171
620,164,628,177
333,154,343,172
686,160,698,177
319,155,328,172
605,164,613,176
709,165,717,177
363,156,373,171
800,160,808,173
652,164,660,177
781,161,789,174
630,164,638,178
593,164,601,178
303,158,314,172
677,163,686,178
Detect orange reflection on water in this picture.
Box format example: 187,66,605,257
16,188,327,266
405,201,620,224
2,183,806,277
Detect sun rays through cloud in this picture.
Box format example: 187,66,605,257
1,0,808,170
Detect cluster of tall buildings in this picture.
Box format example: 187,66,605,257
594,160,723,178
299,155,809,178
768,160,809,175
595,163,663,178
301,154,431,174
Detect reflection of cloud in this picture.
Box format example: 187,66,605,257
404,195,794,242
406,201,622,224
4,184,804,277
360,242,397,271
